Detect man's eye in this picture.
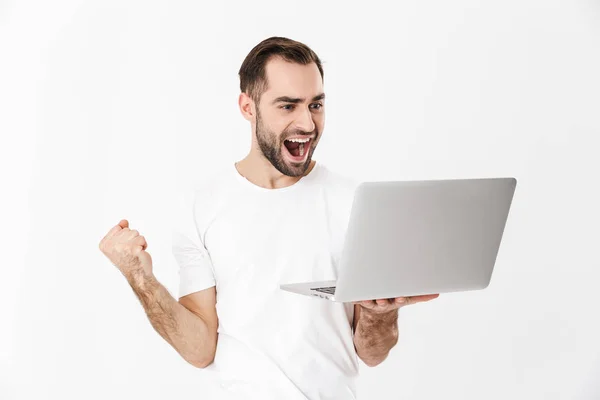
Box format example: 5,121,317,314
281,103,322,111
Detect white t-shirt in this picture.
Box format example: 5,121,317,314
171,162,361,399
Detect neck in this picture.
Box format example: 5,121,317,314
235,154,316,190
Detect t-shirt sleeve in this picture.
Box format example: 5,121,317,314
171,188,216,299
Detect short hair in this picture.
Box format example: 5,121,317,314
238,36,324,105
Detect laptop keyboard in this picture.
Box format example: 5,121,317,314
311,286,336,295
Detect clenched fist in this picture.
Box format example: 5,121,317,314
99,219,153,281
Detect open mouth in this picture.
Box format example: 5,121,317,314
283,137,312,162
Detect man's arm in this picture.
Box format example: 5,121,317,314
127,271,218,368
352,304,399,367
99,219,218,368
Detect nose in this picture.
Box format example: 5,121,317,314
294,106,316,133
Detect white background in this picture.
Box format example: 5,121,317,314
1,0,599,399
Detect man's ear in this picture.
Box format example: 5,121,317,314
238,92,255,122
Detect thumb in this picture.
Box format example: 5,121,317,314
119,219,129,228
138,250,152,268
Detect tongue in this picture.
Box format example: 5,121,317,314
285,140,300,151
284,140,302,157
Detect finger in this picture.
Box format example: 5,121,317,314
119,228,138,240
412,294,440,303
395,296,416,306
133,235,147,251
395,294,439,306
130,243,144,256
105,220,127,238
376,299,388,306
360,300,376,308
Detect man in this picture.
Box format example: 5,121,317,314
99,36,439,399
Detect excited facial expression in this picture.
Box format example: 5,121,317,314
253,57,325,177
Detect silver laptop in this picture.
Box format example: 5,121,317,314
280,177,517,302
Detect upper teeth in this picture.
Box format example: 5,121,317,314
287,138,310,143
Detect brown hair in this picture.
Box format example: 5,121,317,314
238,36,324,105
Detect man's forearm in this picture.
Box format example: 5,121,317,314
125,271,216,368
353,308,399,367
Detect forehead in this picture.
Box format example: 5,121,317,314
262,57,323,99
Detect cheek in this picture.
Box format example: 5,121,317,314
317,122,325,133
315,116,325,132
265,114,289,133
315,121,324,138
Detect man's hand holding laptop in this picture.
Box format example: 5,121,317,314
354,293,440,314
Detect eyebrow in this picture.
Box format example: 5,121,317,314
271,93,325,105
